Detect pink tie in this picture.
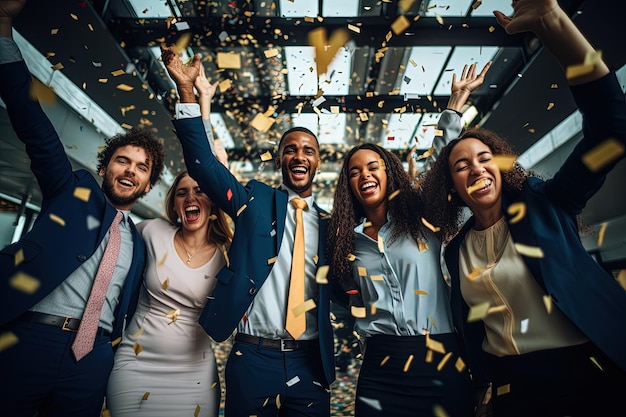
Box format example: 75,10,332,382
72,211,123,361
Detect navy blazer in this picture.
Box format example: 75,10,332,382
173,116,335,386
0,60,145,341
445,72,626,384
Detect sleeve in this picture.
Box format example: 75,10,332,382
0,37,23,64
547,72,626,213
421,109,463,173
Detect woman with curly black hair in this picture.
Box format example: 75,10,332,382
419,1,626,415
328,62,490,416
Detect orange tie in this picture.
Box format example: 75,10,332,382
286,197,308,340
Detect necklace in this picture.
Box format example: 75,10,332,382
178,231,204,264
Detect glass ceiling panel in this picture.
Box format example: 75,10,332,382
285,46,318,96
423,0,472,17
400,46,451,96
415,112,443,149
470,0,514,17
381,113,422,150
279,0,319,17
321,0,359,17
289,113,348,145
128,0,178,18
209,113,236,149
433,46,499,95
319,44,353,95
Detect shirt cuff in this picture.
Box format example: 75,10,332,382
175,103,201,119
0,37,23,64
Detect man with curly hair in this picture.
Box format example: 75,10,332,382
0,1,166,416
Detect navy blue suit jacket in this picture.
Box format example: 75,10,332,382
173,116,335,386
0,60,145,341
444,73,626,384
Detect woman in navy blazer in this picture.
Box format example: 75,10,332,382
420,0,626,415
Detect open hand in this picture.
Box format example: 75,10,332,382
194,61,219,101
160,44,201,90
494,0,559,34
452,61,492,96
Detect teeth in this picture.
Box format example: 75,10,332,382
119,179,134,186
361,181,376,190
185,206,200,212
292,166,307,173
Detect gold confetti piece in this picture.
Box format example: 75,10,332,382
425,349,433,363
10,272,40,294
173,32,191,54
425,334,446,354
488,25,496,33
370,303,377,315
292,298,316,317
514,243,544,258
616,270,626,291
455,357,466,372
377,235,384,253
437,352,452,371
267,256,278,265
351,306,366,318
581,138,625,172
133,342,143,356
358,266,367,276
116,84,133,92
546,102,555,111
466,178,489,195
236,204,247,217
429,316,437,330
363,221,372,228
218,79,232,93
111,69,125,77
416,241,429,252
29,78,56,104
260,151,273,162
141,392,150,401
348,24,360,33
264,48,278,58
388,189,400,201
101,409,111,417
194,405,201,417
507,202,526,224
217,52,241,69
165,309,180,322
589,356,604,371
565,63,594,80
403,354,414,372
210,382,218,389
276,394,281,409
14,249,24,266
111,336,122,347
472,0,483,9
131,327,144,338
0,331,18,352
597,222,608,247
121,123,132,130
304,16,315,23
73,187,91,202
208,214,218,221
433,405,449,417
347,253,356,261
467,301,490,322
467,266,485,281
307,27,349,75
159,277,168,291
496,384,511,396
157,253,167,266
249,113,275,133
543,294,553,314
88,23,94,31
390,15,410,37
487,305,507,315
70,13,78,20
315,265,329,284
51,28,59,35
492,155,516,171
435,14,444,25
98,78,108,83
414,290,428,295
380,355,390,366
370,275,383,281
398,0,416,13
234,350,242,356
421,217,440,233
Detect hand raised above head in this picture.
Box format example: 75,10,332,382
451,61,492,96
160,44,201,90
0,0,26,20
494,0,560,35
194,61,219,100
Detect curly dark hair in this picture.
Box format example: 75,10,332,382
165,170,233,247
328,143,431,290
96,128,166,187
419,128,530,242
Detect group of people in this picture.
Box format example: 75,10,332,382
1,0,624,416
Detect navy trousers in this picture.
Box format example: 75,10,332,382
0,319,114,417
224,337,330,417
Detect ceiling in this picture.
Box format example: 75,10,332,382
1,0,625,263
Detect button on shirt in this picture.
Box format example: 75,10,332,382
31,211,134,332
238,186,320,340
352,214,454,339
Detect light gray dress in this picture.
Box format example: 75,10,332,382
106,219,224,417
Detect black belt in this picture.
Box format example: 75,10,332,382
19,312,111,337
234,333,313,352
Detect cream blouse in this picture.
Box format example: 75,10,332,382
458,217,587,357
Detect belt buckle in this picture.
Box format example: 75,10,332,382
61,317,77,332
280,339,295,352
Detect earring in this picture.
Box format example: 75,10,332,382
176,217,182,224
